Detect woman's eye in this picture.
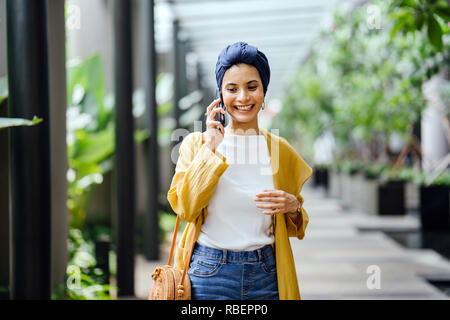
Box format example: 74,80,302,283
226,86,256,92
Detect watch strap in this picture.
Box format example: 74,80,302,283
287,200,301,216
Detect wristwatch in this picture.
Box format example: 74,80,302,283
287,201,302,216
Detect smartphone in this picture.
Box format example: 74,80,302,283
214,91,226,127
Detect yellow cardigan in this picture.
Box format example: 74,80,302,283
167,128,312,300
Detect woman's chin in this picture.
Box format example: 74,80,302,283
229,114,257,123
230,107,259,119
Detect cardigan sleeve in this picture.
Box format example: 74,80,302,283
285,193,309,239
167,133,229,223
284,141,313,239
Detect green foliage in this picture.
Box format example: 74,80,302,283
72,130,114,166
66,54,115,229
0,77,44,130
66,54,177,228
67,55,105,111
362,165,450,186
412,168,450,186
314,163,331,170
336,161,425,184
64,53,179,299
339,159,365,175
0,115,43,129
431,169,450,186
52,228,114,300
159,211,185,243
389,0,450,51
363,163,387,180
273,0,448,166
380,165,416,181
156,72,174,117
0,76,7,104
64,54,118,299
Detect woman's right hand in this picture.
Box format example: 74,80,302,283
203,98,226,152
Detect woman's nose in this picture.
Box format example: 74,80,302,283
237,89,250,101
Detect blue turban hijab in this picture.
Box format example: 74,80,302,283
215,41,270,95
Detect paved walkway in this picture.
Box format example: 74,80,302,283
135,183,450,300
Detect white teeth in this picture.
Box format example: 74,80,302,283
235,105,253,110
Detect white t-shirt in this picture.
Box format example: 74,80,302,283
196,133,275,251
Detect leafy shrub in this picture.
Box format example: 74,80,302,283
52,228,114,300
413,169,450,187
340,159,364,175
363,163,386,180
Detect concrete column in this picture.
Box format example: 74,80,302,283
421,71,450,171
47,0,69,295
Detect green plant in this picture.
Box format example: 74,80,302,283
413,169,450,187
379,165,415,181
66,55,177,229
314,163,330,170
432,169,450,186
329,160,343,173
272,0,448,168
0,115,43,129
0,76,7,104
66,54,115,229
64,53,182,299
159,211,184,243
0,77,44,129
52,228,114,300
340,159,364,175
363,163,386,180
390,0,450,52
64,54,122,299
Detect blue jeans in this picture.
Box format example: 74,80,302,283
187,243,279,300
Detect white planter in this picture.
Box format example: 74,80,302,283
364,178,379,215
329,169,341,198
341,173,353,207
353,173,367,212
405,181,419,211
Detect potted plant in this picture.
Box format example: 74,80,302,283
313,163,329,189
339,160,364,207
329,161,342,198
394,166,420,213
358,163,384,215
377,167,407,216
356,164,410,216
415,170,450,232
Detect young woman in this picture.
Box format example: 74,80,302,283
168,42,313,300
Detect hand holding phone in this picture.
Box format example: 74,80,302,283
204,97,226,152
214,92,226,127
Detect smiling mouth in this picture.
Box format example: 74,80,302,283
234,104,255,112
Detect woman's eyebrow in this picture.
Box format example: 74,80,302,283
225,80,259,86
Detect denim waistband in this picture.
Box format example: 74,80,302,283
192,243,274,263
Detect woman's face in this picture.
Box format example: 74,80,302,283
221,63,264,125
